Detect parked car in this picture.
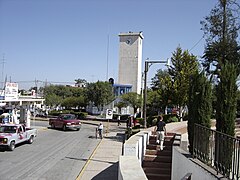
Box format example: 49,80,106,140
0,124,37,151
49,114,81,131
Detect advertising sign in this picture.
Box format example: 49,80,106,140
5,82,18,100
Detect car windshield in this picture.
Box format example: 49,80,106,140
0,126,17,133
62,114,75,120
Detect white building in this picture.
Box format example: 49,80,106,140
0,82,44,108
118,31,144,94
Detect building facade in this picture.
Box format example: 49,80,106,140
118,32,143,94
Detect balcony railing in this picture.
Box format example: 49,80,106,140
193,123,240,180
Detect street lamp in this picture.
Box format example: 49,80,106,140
143,58,170,128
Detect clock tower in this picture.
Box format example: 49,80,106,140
118,31,144,94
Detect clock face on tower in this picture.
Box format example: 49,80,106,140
126,38,132,45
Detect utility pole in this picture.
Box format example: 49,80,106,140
143,58,169,128
106,34,110,81
1,54,6,89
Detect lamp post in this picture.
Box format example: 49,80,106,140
143,58,169,128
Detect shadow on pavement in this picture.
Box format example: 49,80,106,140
92,162,119,180
103,133,125,142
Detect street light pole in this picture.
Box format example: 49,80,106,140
143,58,169,128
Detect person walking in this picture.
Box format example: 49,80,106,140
154,115,167,150
117,115,121,126
97,122,103,139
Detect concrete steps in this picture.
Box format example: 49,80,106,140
144,173,171,180
142,132,176,180
145,149,172,156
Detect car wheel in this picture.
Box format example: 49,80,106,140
76,128,80,131
63,125,66,131
51,123,55,129
28,136,34,144
9,141,15,151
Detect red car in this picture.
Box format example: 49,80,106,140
49,114,81,131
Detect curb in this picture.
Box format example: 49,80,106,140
75,139,103,180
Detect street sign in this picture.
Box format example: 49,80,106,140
106,109,113,119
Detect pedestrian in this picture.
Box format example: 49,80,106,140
154,115,167,150
98,122,103,139
126,117,129,128
117,115,121,126
95,127,98,139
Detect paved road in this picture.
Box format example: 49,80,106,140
0,121,99,180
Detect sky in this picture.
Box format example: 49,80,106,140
0,0,223,90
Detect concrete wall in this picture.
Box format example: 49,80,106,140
118,129,151,180
118,156,147,180
123,130,151,163
172,146,225,180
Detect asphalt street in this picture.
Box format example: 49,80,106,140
0,121,99,180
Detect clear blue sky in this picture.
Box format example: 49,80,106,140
0,0,220,89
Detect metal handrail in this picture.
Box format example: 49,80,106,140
193,123,240,180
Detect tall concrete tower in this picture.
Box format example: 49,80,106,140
118,31,144,94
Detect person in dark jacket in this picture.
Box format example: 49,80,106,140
154,115,167,150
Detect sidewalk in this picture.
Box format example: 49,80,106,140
31,118,189,179
77,121,126,180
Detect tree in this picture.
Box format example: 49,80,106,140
147,90,162,115
85,81,114,111
45,94,62,107
43,85,72,99
216,62,237,175
168,46,199,121
237,89,240,117
151,69,173,114
43,84,86,109
75,78,87,87
201,0,240,135
62,96,86,110
201,1,240,175
201,0,240,76
216,62,237,135
121,92,142,114
115,101,127,114
188,71,212,155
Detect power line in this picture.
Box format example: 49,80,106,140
189,35,205,52
0,80,75,84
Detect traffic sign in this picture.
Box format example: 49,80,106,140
106,109,113,119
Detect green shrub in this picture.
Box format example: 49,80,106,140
137,118,144,126
125,127,140,139
171,116,179,122
163,114,179,123
147,115,158,127
73,112,88,119
49,110,61,116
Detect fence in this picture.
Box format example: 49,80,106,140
193,124,240,180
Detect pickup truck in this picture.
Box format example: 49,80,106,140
49,114,81,131
0,124,37,151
